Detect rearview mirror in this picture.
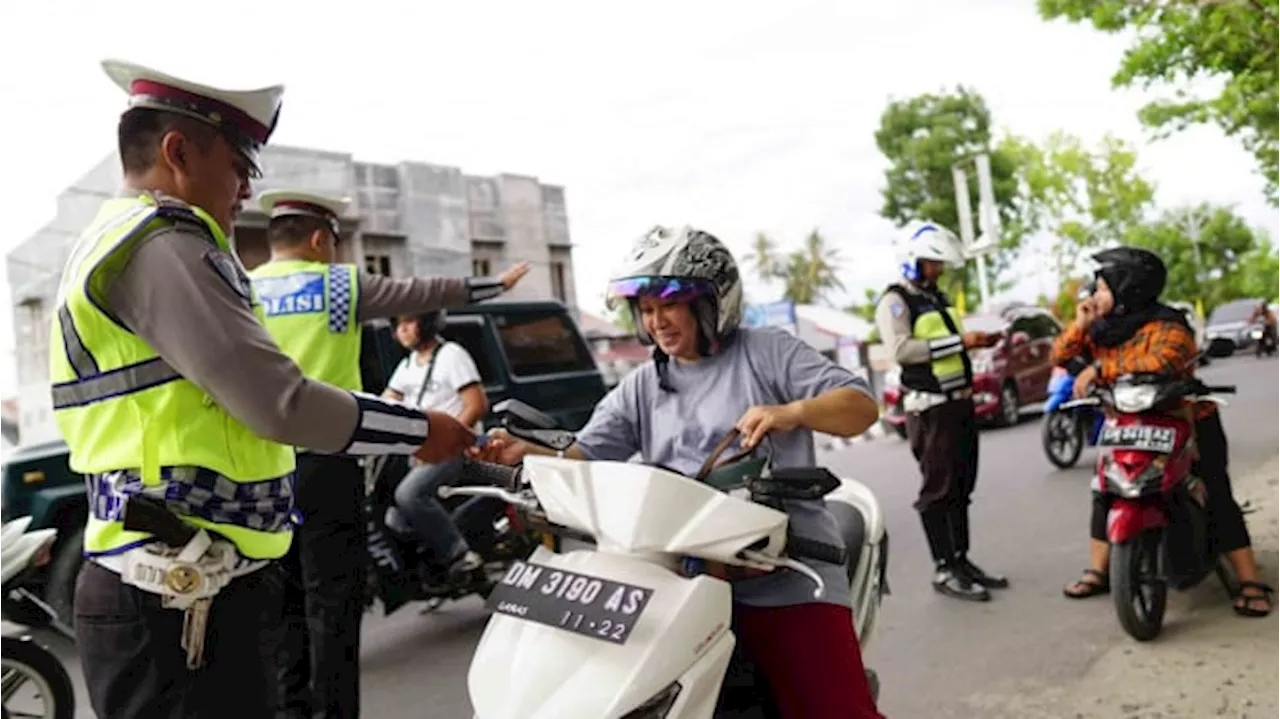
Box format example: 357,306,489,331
493,399,558,430
1206,337,1235,358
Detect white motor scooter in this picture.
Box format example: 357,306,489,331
443,401,888,719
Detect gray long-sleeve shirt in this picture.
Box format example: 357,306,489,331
356,271,469,322
101,224,430,455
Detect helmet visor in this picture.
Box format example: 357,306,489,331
605,275,716,309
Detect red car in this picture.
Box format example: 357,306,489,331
882,306,1062,437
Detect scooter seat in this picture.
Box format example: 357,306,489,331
827,501,866,584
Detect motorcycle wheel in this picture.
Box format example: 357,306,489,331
1041,412,1084,469
1,635,75,719
1111,531,1168,642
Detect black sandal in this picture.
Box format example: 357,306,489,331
1063,569,1109,599
1233,580,1274,617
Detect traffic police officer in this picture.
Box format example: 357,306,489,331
874,221,1006,602
55,60,477,718
249,189,530,718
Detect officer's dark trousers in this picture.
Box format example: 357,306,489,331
75,559,286,719
906,398,981,563
277,454,367,719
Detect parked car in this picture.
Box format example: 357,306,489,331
0,300,607,629
1205,298,1266,352
883,306,1062,436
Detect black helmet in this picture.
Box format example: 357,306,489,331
1091,246,1167,310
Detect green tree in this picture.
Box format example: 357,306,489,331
1001,131,1157,276
874,86,1025,302
1038,0,1280,204
845,287,881,324
744,232,781,283
779,229,845,305
1123,203,1279,312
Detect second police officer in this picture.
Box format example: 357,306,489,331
248,189,531,718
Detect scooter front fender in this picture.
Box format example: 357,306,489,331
1106,499,1167,544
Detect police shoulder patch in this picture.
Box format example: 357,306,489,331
204,250,253,303
890,302,906,319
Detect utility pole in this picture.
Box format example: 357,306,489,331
1176,208,1208,319
951,155,998,311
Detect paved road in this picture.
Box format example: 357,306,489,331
16,354,1278,718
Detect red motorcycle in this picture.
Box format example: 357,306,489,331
1061,374,1237,641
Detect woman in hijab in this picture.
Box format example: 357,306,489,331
1053,247,1271,617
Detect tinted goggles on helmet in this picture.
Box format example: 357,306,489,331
606,276,716,309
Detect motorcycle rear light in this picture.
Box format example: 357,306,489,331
32,536,56,568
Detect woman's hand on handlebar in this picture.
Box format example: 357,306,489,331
1072,365,1099,399
735,403,803,449
466,428,529,465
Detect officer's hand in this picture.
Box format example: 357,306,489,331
961,331,990,349
497,262,533,290
415,411,477,464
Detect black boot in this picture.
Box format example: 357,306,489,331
920,509,989,602
950,505,1009,589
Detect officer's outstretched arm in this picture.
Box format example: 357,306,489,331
875,293,940,365
104,227,430,456
356,272,508,321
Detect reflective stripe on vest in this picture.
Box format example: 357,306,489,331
248,259,363,392
912,308,970,392
51,194,296,560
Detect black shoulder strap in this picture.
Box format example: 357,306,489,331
413,345,444,407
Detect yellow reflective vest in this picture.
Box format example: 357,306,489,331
50,194,296,560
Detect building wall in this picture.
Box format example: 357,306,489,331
5,145,578,446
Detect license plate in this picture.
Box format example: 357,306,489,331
485,560,654,645
1098,424,1176,453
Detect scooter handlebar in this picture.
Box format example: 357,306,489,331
461,459,522,491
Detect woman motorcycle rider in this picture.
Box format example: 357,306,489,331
1055,246,1272,617
475,226,885,718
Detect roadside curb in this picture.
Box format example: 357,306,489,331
968,455,1280,718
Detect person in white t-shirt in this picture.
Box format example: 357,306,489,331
384,311,488,582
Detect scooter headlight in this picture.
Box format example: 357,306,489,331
1112,384,1159,413
621,682,682,719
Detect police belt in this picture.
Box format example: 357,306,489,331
91,532,267,610
902,386,973,413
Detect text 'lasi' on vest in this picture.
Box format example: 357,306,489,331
49,193,296,560
248,258,363,392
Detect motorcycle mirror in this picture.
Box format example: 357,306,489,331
493,398,559,430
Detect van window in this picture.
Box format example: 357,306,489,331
441,321,500,386
494,311,597,377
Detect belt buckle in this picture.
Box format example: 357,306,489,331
165,564,204,595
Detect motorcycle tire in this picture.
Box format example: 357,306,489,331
1111,531,1168,642
1,635,76,719
1041,412,1084,469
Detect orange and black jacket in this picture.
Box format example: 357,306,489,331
1052,318,1214,420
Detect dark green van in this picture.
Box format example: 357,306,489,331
2,299,606,627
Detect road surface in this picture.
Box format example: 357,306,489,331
14,354,1278,718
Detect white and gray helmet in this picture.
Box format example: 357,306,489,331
606,225,744,348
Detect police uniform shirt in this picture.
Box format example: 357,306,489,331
101,210,467,453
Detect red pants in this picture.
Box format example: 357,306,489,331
735,603,885,719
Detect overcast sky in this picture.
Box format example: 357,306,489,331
2,0,1276,397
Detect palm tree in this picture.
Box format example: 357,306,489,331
745,232,780,283
781,229,845,305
